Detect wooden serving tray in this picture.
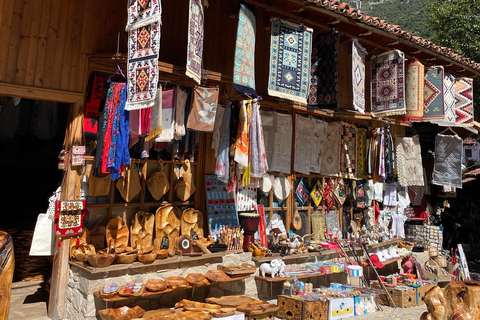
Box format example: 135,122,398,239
118,283,145,297
218,263,256,277
99,286,119,299
236,300,279,316
205,296,257,308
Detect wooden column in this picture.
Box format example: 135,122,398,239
0,231,14,320
48,99,83,320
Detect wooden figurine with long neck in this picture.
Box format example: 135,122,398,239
0,231,14,320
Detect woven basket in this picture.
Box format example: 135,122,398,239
428,246,439,258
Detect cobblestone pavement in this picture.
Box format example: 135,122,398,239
355,305,427,320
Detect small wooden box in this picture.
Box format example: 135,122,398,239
277,295,328,320
371,283,416,308
416,284,436,306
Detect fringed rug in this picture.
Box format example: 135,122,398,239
310,117,327,173
432,134,462,189
340,122,357,179
321,122,341,176
186,0,204,84
308,29,339,109
455,77,474,127
268,19,312,104
234,3,256,96
432,72,456,126
402,59,424,122
270,112,292,174
294,114,313,174
395,136,424,187
356,128,367,179
423,66,444,121
352,39,367,114
371,50,405,116
125,0,162,111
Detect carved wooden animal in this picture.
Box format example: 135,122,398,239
130,211,154,250
0,231,14,320
421,281,480,320
105,217,129,253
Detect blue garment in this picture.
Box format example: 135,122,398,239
109,86,131,180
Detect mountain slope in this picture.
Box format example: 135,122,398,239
354,0,433,39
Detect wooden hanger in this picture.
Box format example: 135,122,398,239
438,126,458,136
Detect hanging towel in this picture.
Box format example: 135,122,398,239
250,100,267,178
174,87,188,140
145,87,162,142
235,101,249,171
155,88,176,142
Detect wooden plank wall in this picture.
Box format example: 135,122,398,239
0,0,126,94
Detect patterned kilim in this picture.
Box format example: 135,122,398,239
402,59,424,122
321,122,341,176
423,66,444,121
455,77,474,127
352,39,367,114
308,29,339,109
125,0,162,111
185,0,204,84
268,19,312,104
234,3,257,96
432,134,462,189
371,50,406,116
396,136,424,187
433,72,456,126
340,122,357,179
356,128,367,179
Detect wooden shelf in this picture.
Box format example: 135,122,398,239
93,274,251,302
255,271,345,283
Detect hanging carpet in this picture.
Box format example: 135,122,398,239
321,122,341,176
432,134,462,189
233,3,257,96
294,114,313,174
125,0,162,111
371,50,406,117
268,19,312,104
423,66,444,121
395,136,424,187
185,0,204,84
402,59,424,122
455,77,474,127
352,39,367,114
308,29,340,109
339,122,357,179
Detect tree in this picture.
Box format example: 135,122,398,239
426,0,480,120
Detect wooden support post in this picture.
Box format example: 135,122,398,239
0,231,14,320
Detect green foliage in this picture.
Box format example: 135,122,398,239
358,0,433,39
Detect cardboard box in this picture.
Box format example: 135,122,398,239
277,295,328,320
354,294,376,316
328,297,354,320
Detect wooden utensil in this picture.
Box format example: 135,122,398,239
205,296,256,308
115,164,141,202
174,160,196,201
146,160,170,200
98,306,145,320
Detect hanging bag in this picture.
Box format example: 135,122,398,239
54,199,88,237
116,164,142,202
146,160,170,201
186,86,219,132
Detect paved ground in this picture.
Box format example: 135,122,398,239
355,305,427,319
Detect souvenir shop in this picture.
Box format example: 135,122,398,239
18,0,480,320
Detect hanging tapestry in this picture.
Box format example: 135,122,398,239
233,3,257,96
423,66,444,121
339,122,357,179
186,0,204,84
250,100,268,178
371,50,406,116
402,59,424,122
455,77,474,127
352,39,367,114
442,72,456,124
215,102,232,183
187,86,218,132
268,19,312,104
356,128,366,179
294,114,313,174
259,110,274,169
310,117,327,173
310,180,323,206
155,88,175,142
321,122,341,176
125,0,162,111
308,29,340,109
432,134,463,189
270,112,292,174
396,136,424,187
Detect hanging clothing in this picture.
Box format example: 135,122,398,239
250,100,268,178
101,82,124,174
211,105,226,157
174,87,188,140
384,127,395,182
108,87,130,181
383,182,397,207
234,101,249,171
215,102,232,183
155,88,176,142
227,102,241,190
